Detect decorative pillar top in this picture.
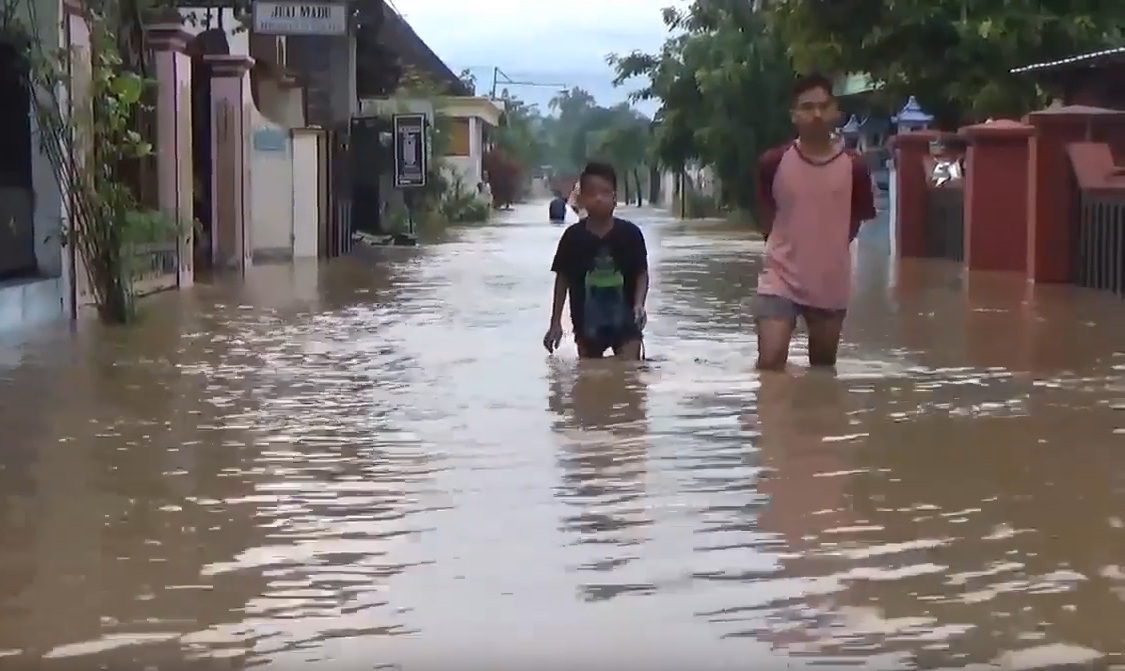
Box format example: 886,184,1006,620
1027,104,1125,127
203,54,255,78
895,96,933,123
961,118,1033,141
891,129,942,148
146,23,192,53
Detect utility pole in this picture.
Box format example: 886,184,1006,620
489,67,569,99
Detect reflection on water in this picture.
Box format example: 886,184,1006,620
0,206,1123,669
550,361,652,601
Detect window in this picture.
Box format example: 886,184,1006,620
446,118,471,156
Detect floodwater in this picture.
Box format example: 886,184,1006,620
1,203,1124,670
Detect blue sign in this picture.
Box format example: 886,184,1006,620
253,127,289,153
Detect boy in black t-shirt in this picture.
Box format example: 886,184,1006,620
543,162,649,360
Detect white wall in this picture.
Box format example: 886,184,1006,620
291,132,318,258
443,116,485,196
246,39,320,261
249,122,294,260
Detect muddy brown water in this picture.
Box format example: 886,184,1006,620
0,203,1123,670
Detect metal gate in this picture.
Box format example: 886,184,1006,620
1074,193,1125,295
320,125,353,258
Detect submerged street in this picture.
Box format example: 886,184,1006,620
1,203,1124,669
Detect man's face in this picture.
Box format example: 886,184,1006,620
579,175,616,218
791,86,839,138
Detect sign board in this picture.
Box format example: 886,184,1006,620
173,0,248,8
252,1,348,35
393,113,427,189
252,127,288,152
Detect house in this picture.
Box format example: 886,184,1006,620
0,0,87,334
440,96,505,193
350,5,491,231
1011,47,1125,110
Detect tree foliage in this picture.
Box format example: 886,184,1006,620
610,0,795,212
491,89,548,188
769,0,1125,124
535,87,652,204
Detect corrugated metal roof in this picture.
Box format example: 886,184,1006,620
379,5,469,95
1011,46,1125,74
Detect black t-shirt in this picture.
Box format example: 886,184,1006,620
550,218,648,336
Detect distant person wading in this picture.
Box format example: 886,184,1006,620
548,191,569,223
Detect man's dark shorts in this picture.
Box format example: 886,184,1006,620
576,324,643,358
753,293,847,322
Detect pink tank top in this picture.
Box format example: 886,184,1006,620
757,145,854,310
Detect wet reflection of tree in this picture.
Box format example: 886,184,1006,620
832,374,1125,668
549,362,653,601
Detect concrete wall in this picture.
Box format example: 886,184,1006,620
249,124,294,260
291,131,319,258
243,32,322,262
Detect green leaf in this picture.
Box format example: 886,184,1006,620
111,72,144,106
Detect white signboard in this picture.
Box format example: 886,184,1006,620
253,1,347,35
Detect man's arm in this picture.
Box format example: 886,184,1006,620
756,145,788,240
849,153,877,241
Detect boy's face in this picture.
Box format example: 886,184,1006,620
579,174,616,219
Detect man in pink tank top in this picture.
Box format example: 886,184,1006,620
754,72,876,371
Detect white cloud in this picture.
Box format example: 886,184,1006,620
389,0,683,110
394,0,676,68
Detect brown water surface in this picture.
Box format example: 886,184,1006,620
0,204,1124,669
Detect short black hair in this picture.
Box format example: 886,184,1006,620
578,161,617,190
792,71,834,103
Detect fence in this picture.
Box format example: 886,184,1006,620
924,186,965,262
1074,193,1125,295
319,126,353,258
132,241,179,296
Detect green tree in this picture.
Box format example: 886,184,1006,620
768,0,1125,125
611,0,794,214
458,67,477,94
544,87,598,174
492,89,548,186
587,106,651,205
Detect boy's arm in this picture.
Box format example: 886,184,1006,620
549,231,571,324
633,225,649,308
549,274,568,325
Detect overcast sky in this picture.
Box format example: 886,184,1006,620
390,0,683,114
